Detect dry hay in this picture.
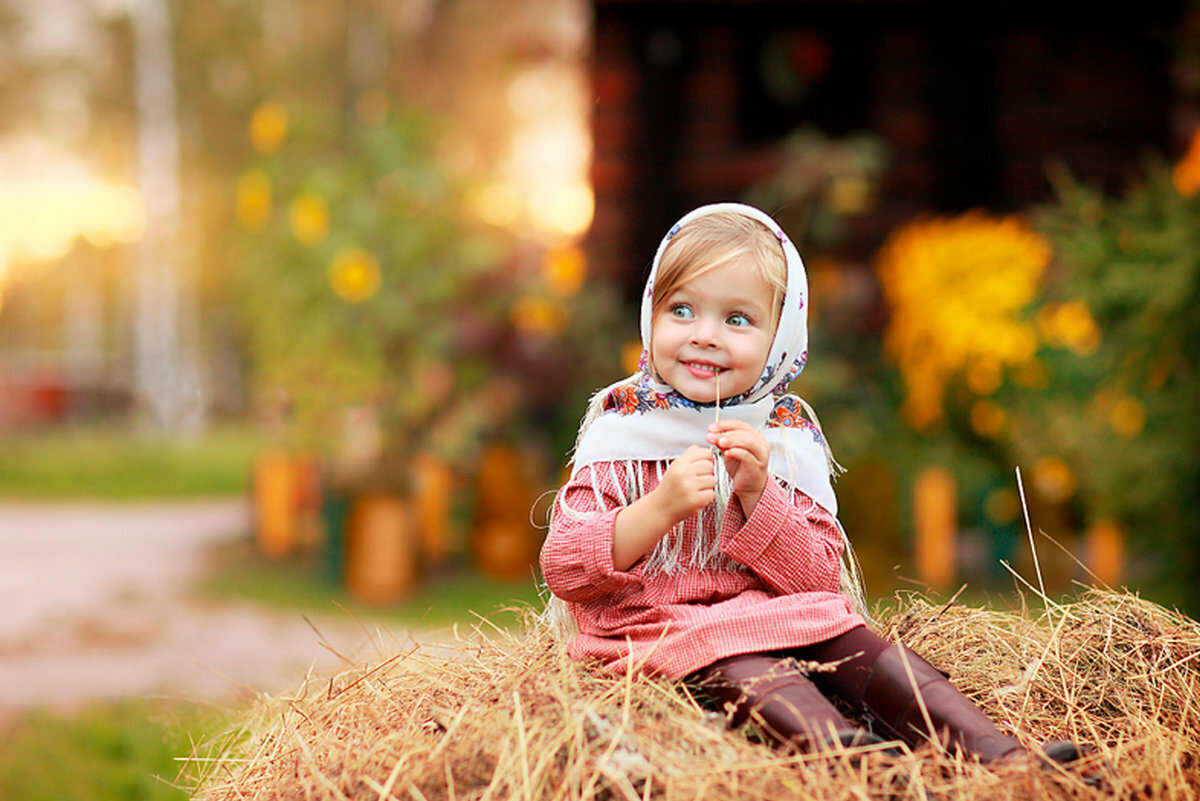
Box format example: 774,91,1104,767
185,588,1200,800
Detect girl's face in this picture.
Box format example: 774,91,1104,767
650,257,775,403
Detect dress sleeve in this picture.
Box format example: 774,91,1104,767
539,464,645,603
718,477,845,596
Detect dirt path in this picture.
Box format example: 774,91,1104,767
0,498,406,723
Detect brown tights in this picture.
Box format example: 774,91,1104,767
689,625,1023,760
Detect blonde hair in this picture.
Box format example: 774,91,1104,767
651,211,788,328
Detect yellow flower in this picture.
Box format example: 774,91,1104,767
969,399,1007,438
328,247,381,303
876,212,1051,428
235,170,271,231
965,358,1002,396
249,102,289,155
1038,301,1100,356
542,244,586,297
511,295,566,337
289,193,329,245
1109,396,1145,439
1173,127,1200,197
1032,456,1076,503
826,175,873,215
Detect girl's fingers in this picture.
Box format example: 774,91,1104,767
709,419,752,432
706,424,744,444
721,445,755,463
712,434,768,464
723,451,766,480
708,420,763,441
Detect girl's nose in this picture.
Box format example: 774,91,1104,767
691,316,720,346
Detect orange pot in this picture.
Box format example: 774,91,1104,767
913,467,956,591
473,519,538,581
1086,520,1125,587
415,454,455,567
472,444,539,580
253,451,297,559
344,492,417,604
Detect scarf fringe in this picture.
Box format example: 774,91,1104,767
543,377,872,641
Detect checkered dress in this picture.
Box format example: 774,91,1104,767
540,462,865,679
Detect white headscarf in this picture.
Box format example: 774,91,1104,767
570,203,841,519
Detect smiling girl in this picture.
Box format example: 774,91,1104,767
539,203,1084,767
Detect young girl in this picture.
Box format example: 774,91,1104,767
540,203,1083,764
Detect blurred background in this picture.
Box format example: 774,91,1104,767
1,0,1199,794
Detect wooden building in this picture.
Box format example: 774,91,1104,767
588,0,1186,295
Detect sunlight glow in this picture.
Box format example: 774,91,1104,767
471,62,592,241
0,171,145,288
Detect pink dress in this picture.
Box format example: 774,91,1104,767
539,462,866,679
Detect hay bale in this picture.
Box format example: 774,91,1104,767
186,589,1200,800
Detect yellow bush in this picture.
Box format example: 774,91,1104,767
876,212,1051,428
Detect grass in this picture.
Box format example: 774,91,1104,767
0,423,266,500
199,539,544,631
0,699,227,801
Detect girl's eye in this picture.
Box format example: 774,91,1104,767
727,312,752,327
670,304,694,320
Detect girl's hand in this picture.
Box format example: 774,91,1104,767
657,445,718,522
611,445,715,571
707,420,769,517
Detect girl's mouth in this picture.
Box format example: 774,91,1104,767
684,361,724,378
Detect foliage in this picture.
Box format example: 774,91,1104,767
1022,157,1200,599
234,97,625,488
234,101,520,487
865,148,1200,608
743,126,889,251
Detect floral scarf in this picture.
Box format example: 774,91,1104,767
565,203,846,576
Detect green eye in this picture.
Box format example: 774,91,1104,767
727,312,751,327
671,304,694,319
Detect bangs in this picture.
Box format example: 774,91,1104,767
651,212,787,325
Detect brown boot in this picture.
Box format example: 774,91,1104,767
861,645,1022,762
694,653,883,754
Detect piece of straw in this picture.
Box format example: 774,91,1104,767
711,372,722,464
707,371,729,507
713,371,721,425
1015,466,1047,602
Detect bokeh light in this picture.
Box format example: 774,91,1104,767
250,101,289,155
542,244,586,297
289,193,330,246
328,247,382,303
236,170,272,231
